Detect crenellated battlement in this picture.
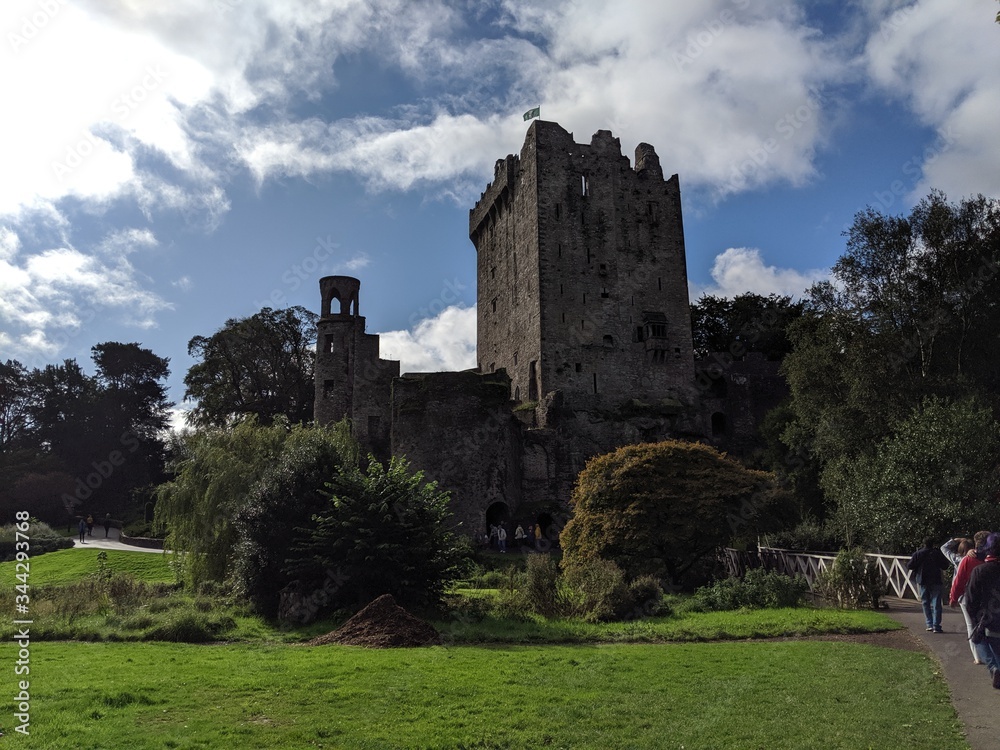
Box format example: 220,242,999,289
470,154,519,240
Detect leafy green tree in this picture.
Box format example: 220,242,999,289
184,306,317,427
690,293,804,361
825,396,1000,553
0,360,33,452
231,421,357,616
779,193,1000,543
285,456,462,611
155,417,291,585
560,441,787,587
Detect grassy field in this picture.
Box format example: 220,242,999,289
11,640,964,749
0,547,176,586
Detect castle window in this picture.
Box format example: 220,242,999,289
562,312,566,323
491,266,495,279
514,352,518,366
555,203,561,220
603,335,613,347
528,360,538,401
581,174,590,196
586,248,592,263
583,293,586,304
593,373,599,394
490,362,496,373
514,386,520,401
492,298,497,313
575,363,582,373
323,379,336,398
560,284,563,296
658,277,662,291
634,326,644,342
558,243,562,258
324,334,335,353
600,288,609,299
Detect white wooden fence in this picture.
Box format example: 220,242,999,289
722,546,921,600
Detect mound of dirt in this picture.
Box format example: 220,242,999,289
308,594,440,648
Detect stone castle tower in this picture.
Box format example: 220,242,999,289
315,121,704,536
313,275,398,459
470,119,696,409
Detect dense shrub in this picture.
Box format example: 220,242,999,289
689,569,808,611
284,456,466,614
762,517,841,552
519,553,566,618
561,441,788,587
815,548,884,609
0,521,73,561
564,559,634,622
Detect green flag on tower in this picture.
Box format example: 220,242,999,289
523,107,540,121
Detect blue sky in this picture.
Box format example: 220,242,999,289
2,0,999,427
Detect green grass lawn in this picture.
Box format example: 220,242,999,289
0,547,176,586
434,606,901,645
11,640,964,750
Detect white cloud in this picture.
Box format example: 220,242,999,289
691,247,827,300
862,0,1000,199
379,305,477,373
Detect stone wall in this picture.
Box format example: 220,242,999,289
390,370,522,537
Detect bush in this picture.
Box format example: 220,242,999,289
561,441,787,587
563,559,633,622
144,611,236,643
628,575,670,618
815,548,884,609
762,517,841,552
690,569,808,611
0,521,74,561
521,554,567,618
283,456,468,617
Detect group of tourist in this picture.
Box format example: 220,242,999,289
484,523,547,552
908,531,1000,690
75,513,113,543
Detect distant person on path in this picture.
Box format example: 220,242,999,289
965,533,1000,689
514,524,526,549
950,537,990,664
86,514,94,537
907,536,951,633
78,517,87,544
103,514,112,538
497,525,508,552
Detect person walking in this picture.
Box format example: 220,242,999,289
103,514,112,538
950,537,990,664
85,514,94,537
77,517,87,544
907,536,951,633
497,525,508,553
965,533,1000,689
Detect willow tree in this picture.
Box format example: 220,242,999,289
154,418,355,586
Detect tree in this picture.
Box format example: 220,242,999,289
690,293,804,361
560,440,787,587
184,306,317,427
154,417,291,585
825,396,1000,553
780,193,1000,531
0,360,33,452
231,421,357,616
285,456,463,612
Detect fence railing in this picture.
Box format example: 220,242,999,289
721,546,921,600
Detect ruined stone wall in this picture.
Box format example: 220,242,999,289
390,370,522,536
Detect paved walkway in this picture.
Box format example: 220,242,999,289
882,598,997,750
71,526,163,554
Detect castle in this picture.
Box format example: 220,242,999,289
313,120,775,539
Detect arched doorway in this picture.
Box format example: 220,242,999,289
486,502,510,550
